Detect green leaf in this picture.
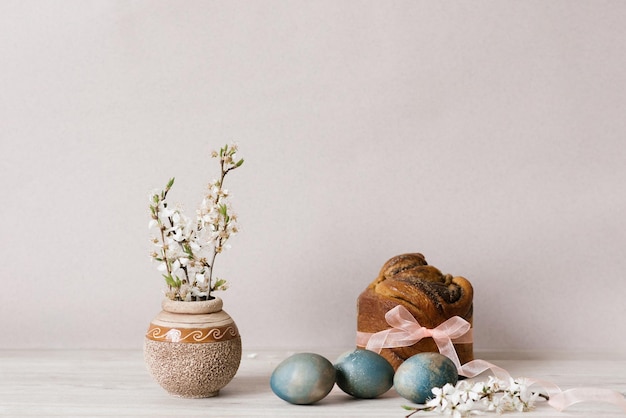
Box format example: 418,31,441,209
235,158,244,167
162,274,182,288
166,177,175,189
163,274,176,287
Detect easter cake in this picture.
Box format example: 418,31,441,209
356,253,474,370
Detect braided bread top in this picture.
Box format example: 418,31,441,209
367,253,473,326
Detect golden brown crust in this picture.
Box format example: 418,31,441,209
357,253,474,370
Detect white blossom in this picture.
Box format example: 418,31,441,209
148,144,243,301
191,287,209,299
408,375,543,418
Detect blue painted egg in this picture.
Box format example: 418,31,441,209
270,353,336,405
334,349,395,398
393,352,458,404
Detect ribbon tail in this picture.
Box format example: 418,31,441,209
431,317,473,371
433,336,463,372
548,387,626,412
458,359,512,381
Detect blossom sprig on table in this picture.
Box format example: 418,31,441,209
149,143,243,301
403,376,546,418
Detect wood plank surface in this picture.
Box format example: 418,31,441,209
1,350,625,417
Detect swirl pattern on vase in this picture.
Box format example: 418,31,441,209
146,324,239,343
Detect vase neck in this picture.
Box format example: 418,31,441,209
161,297,223,314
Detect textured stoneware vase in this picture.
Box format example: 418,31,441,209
144,297,242,398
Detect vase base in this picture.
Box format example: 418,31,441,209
144,336,242,399
171,390,219,399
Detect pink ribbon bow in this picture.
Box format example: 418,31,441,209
356,305,472,370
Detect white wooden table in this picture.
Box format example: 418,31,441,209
1,350,625,417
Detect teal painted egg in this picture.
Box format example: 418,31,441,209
334,349,395,398
393,352,458,404
270,353,336,405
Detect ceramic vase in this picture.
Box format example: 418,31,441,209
144,297,242,398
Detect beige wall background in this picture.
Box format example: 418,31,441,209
2,1,625,353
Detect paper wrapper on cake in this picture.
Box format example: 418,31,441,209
357,253,474,370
